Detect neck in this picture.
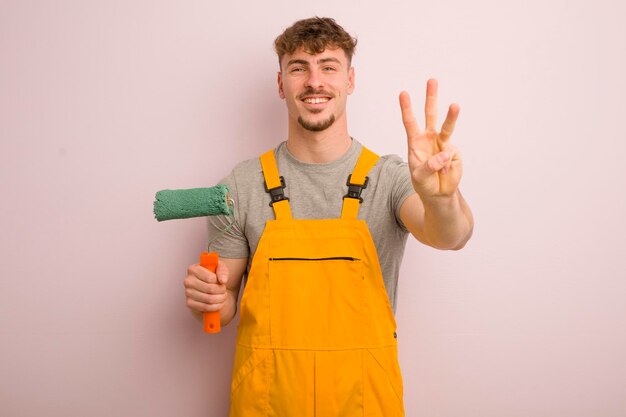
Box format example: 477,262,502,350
285,117,352,164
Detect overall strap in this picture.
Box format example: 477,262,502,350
341,146,380,220
260,149,292,220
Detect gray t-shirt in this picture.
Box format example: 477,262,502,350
207,139,415,312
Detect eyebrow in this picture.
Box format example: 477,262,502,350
286,57,343,68
318,57,342,65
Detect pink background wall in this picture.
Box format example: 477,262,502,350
2,1,625,416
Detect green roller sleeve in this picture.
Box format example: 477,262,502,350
153,185,232,221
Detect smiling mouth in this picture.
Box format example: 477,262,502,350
302,97,331,104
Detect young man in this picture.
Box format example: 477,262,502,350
183,17,473,416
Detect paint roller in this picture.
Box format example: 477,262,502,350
153,185,234,333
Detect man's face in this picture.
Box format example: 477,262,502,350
278,47,355,132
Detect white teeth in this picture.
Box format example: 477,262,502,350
304,97,330,104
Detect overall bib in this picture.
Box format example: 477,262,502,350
229,147,405,417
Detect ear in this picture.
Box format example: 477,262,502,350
347,67,355,95
277,72,285,99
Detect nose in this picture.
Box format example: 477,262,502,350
304,68,324,90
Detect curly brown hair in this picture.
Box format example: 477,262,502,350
274,17,357,68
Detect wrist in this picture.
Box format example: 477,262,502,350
421,189,473,250
420,190,460,213
220,290,237,326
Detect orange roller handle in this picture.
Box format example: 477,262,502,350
199,251,220,333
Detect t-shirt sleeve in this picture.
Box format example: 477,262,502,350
206,169,250,259
382,155,416,233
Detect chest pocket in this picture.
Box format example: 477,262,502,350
268,236,366,349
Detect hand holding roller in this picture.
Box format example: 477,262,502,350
153,185,234,334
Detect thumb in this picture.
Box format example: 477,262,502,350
215,260,229,285
421,151,449,174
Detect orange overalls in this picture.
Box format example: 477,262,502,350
229,147,405,417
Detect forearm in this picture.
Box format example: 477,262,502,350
421,190,473,250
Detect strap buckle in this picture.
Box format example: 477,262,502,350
264,176,289,207
344,174,369,203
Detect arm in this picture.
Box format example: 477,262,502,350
399,191,473,250
184,257,248,326
398,79,474,250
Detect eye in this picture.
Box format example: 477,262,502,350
323,66,337,71
291,67,305,73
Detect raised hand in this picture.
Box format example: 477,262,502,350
400,79,462,199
